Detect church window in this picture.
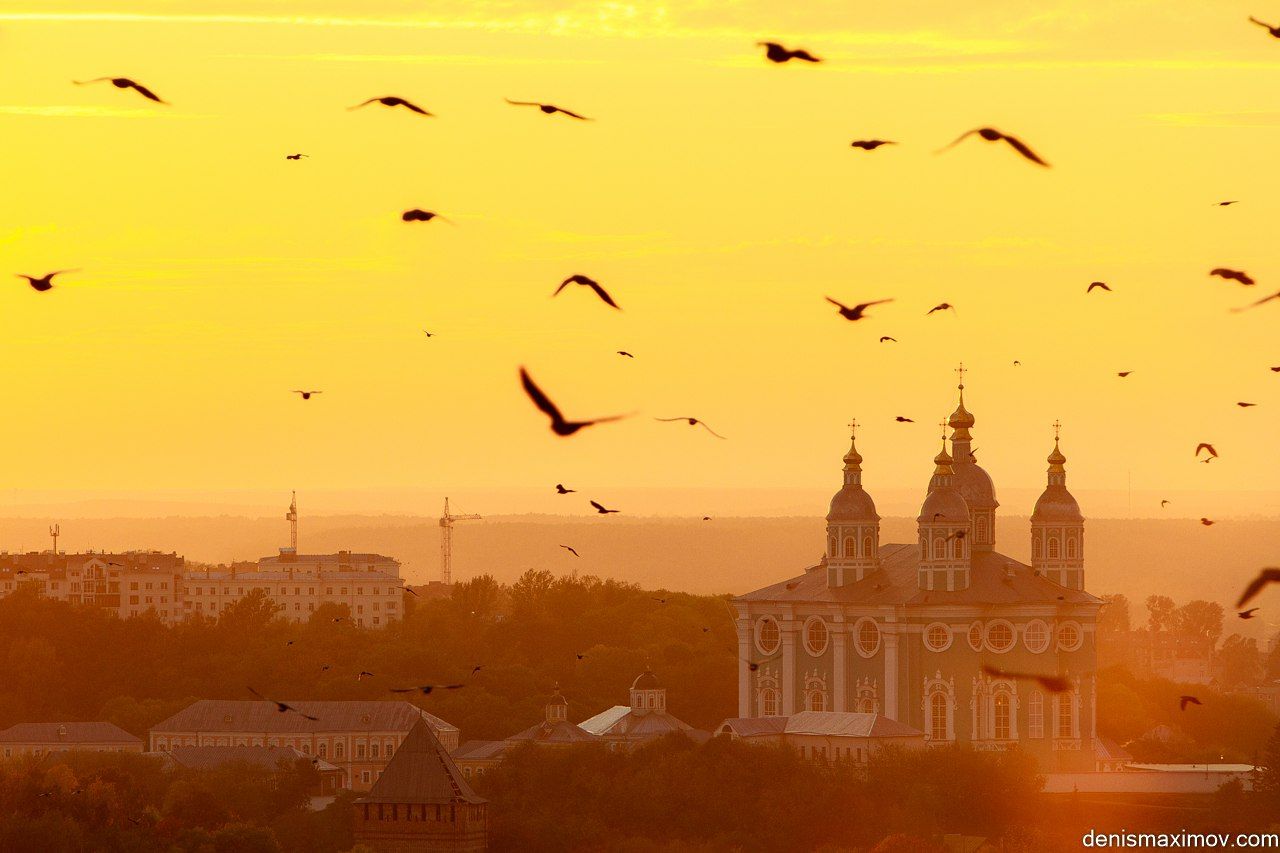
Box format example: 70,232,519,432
1066,538,1077,559
1057,622,1082,652
1056,693,1074,738
1048,538,1060,559
857,697,875,713
761,688,780,716
967,622,983,652
830,536,838,556
335,742,345,759
807,690,826,712
318,743,327,758
985,620,1014,653
933,538,946,559
755,617,781,656
919,538,928,560
1028,691,1044,738
953,537,964,559
924,622,952,652
1032,537,1041,559
843,536,855,557
976,516,988,542
855,618,880,657
863,536,873,557
993,691,1012,740
803,617,829,655
1023,620,1049,653
929,692,949,741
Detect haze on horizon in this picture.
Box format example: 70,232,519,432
1,0,1276,513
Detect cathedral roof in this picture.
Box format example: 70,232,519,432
950,455,998,510
828,487,879,522
736,544,1102,607
631,669,661,691
918,487,969,524
1032,485,1084,523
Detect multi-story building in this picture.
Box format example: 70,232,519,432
149,699,460,791
0,721,142,758
182,549,405,626
733,372,1104,772
0,551,185,624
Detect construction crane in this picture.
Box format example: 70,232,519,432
439,497,480,585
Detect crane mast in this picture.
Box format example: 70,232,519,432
439,497,481,585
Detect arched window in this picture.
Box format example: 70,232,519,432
1028,691,1045,739
335,742,345,759
953,537,964,559
929,692,948,740
857,697,875,713
843,536,855,557
370,743,379,759
863,536,873,558
318,742,327,758
976,516,988,542
1032,537,1042,559
1066,538,1077,559
1048,538,1060,559
920,538,928,559
994,692,1011,740
761,688,780,716
1056,693,1074,738
830,536,838,555
933,537,946,559
807,690,826,712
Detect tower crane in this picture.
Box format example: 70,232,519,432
439,497,480,585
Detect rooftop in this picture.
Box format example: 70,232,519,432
151,700,457,736
356,720,484,805
0,722,140,745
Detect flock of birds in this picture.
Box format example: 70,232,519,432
13,25,1280,725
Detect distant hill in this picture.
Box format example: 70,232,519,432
0,513,1274,637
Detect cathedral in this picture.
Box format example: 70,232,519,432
733,371,1103,771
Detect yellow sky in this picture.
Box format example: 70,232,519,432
0,1,1277,517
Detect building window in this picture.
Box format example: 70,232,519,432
967,622,983,652
924,622,952,652
1056,693,1074,738
335,743,345,759
1023,620,1050,653
803,617,828,656
1057,621,1082,651
993,691,1011,740
857,697,874,713
1048,538,1060,559
318,743,327,758
806,689,825,712
755,617,781,656
1066,538,1077,559
843,536,855,557
863,535,873,557
855,618,880,657
929,691,949,741
1028,691,1044,738
985,620,1014,653
953,537,964,559
933,537,946,559
370,743,379,759
361,771,371,784
1032,537,1041,559
761,688,780,716
976,516,987,542
356,744,366,759
919,537,927,560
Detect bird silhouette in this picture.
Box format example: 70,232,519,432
702,516,712,521
402,209,452,224
1161,500,1171,508
1210,268,1254,286
17,270,78,292
1179,695,1202,711
247,688,319,720
422,330,434,338
560,545,580,557
292,390,322,400
1231,291,1280,312
850,140,895,150
757,41,821,63
520,368,629,437
826,296,892,321
927,303,955,315
285,153,308,160
74,77,167,103
1250,16,1280,37
617,351,635,358
505,99,591,119
895,416,914,423
356,670,375,680
1238,402,1258,408
879,336,898,343
390,684,465,695
554,274,619,309
1013,360,1021,366
349,96,432,115
981,664,1070,693
1239,608,1260,619
702,626,711,632
1271,367,1280,372
591,500,620,514
1200,518,1215,526
1216,200,1240,206
655,417,727,439
471,666,483,676
743,659,761,672
1195,443,1218,460
404,587,420,597
1236,567,1280,608
1087,281,1111,293
576,653,587,660
1117,371,1133,378
555,484,576,494
938,127,1049,166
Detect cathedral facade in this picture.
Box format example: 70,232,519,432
733,375,1103,771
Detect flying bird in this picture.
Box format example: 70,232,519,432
757,41,821,63
850,140,895,150
981,665,1070,693
519,368,629,437
356,671,375,681
1161,500,1171,508
1271,367,1280,372
17,270,78,292
702,516,712,521
1013,360,1021,366
1239,608,1260,619
1216,200,1240,206
655,417,727,439
1195,443,1218,460
471,666,483,676
938,127,1049,166
422,330,434,337
1238,402,1258,408
1210,268,1254,286
617,351,634,358
743,659,761,672
505,99,591,120
390,684,465,695
560,545,580,557
1087,282,1111,293
1249,16,1280,37
292,390,322,400
285,153,309,160
1200,518,1215,526
1117,371,1133,378
555,484,576,494
895,416,914,423
590,500,620,514
404,587,420,597
349,96,432,115
554,275,619,309
402,209,452,224
927,303,956,315
1231,291,1280,312
825,296,893,321
73,77,167,103
879,336,898,343
247,688,319,720
576,653,587,660
1236,567,1280,608
1179,695,1202,711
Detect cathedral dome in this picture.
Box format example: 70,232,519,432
949,399,975,430
828,486,879,522
1032,486,1083,523
951,458,998,510
918,486,969,524
631,669,661,691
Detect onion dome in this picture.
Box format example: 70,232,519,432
918,436,970,523
631,669,661,691
1032,433,1083,523
827,425,880,523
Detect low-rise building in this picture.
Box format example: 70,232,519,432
715,711,925,762
578,670,708,748
149,699,459,791
0,721,142,758
452,689,600,782
0,551,185,624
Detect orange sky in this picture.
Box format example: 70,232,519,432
1,2,1277,520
